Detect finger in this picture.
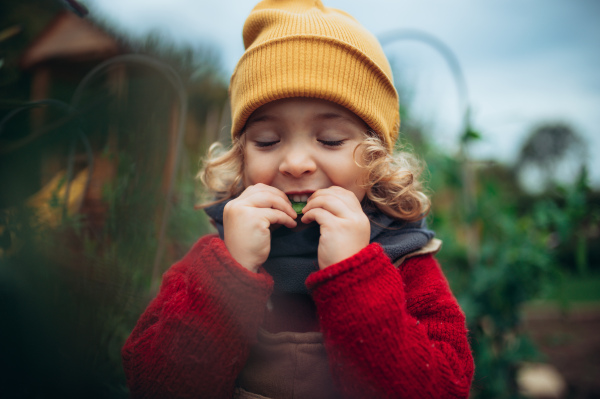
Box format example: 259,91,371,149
254,183,292,212
309,187,361,211
243,183,289,201
240,189,297,219
247,192,296,216
303,194,352,218
262,208,298,229
301,207,337,226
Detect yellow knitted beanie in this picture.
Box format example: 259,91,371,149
229,0,399,152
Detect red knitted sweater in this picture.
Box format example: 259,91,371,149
122,235,474,398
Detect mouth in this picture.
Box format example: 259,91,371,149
285,191,314,216
288,194,310,203
286,191,313,203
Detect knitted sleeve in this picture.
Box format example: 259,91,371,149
306,243,474,399
121,235,274,399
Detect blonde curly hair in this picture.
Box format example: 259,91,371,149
197,131,430,223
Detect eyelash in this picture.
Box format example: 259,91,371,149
253,139,346,148
319,139,345,147
255,141,279,148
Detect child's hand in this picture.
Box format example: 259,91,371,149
301,187,370,269
223,184,297,273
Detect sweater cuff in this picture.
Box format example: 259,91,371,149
305,243,387,294
193,236,274,297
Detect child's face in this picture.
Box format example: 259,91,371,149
242,97,369,203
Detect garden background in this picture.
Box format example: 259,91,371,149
1,1,599,398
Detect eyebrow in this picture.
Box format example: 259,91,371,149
313,112,357,124
245,114,278,130
315,112,369,132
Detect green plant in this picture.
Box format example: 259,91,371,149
421,129,568,398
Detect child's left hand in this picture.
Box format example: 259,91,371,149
301,186,370,269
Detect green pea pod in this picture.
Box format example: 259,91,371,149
291,201,306,215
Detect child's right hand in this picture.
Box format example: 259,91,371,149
223,184,298,273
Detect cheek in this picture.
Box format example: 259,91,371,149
325,155,367,200
243,153,277,186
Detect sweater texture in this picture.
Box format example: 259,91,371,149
122,235,474,398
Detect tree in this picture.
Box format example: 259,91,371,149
515,123,586,192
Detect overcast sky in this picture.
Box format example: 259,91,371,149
83,0,600,187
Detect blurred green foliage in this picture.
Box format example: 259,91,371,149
409,116,599,398
1,3,599,398
1,5,226,395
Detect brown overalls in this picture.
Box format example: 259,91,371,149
234,239,442,399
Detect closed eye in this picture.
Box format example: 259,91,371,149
319,139,345,147
255,140,280,148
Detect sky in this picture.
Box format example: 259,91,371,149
82,0,600,187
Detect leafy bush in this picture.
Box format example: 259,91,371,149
420,127,596,398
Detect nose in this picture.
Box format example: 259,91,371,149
279,146,316,178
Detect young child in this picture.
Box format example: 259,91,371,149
122,1,474,398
